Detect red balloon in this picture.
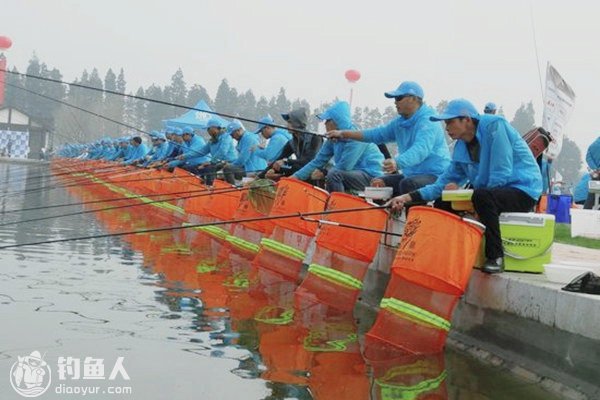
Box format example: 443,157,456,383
345,69,361,83
0,36,13,50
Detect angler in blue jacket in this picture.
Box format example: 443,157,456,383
107,138,129,161
252,115,292,163
326,81,450,196
122,136,149,165
142,132,170,167
168,126,210,171
223,119,267,184
389,99,543,274
192,117,238,184
583,136,600,209
293,101,384,193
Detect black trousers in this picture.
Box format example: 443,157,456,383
435,188,536,260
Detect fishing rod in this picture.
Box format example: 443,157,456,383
300,216,402,237
0,204,388,250
1,69,326,138
0,184,260,215
0,162,276,201
0,182,274,228
1,79,274,171
0,162,130,187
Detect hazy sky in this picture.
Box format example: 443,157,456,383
2,0,599,153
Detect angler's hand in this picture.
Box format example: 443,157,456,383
272,160,285,172
386,194,412,212
444,182,459,190
383,158,397,174
326,130,343,140
176,155,185,160
265,169,281,180
311,169,325,180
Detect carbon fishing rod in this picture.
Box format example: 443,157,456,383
0,163,275,201
300,216,402,237
1,69,326,138
0,182,274,228
0,184,259,215
0,204,388,250
0,79,209,163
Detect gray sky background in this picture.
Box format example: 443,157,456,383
2,0,599,154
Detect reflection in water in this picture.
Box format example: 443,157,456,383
0,163,560,399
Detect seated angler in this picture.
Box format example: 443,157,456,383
389,99,542,274
222,119,267,184
192,117,238,185
326,81,450,197
252,115,292,164
263,107,323,181
291,101,384,193
167,126,210,172
142,132,170,167
121,136,149,165
108,137,130,162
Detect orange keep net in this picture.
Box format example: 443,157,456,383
392,206,484,296
268,178,329,236
203,180,242,222
316,192,387,262
232,190,275,235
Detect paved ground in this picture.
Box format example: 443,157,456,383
552,242,600,265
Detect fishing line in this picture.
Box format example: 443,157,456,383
0,204,388,250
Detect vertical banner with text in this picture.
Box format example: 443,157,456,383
542,62,576,159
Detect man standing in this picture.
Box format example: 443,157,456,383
389,99,542,274
326,81,450,197
583,136,600,209
223,119,267,184
292,101,383,193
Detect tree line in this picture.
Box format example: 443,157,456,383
2,53,583,186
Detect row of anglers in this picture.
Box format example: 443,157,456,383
58,80,568,274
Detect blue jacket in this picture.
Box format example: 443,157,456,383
232,132,268,172
124,143,149,164
254,129,292,163
181,134,211,165
362,104,450,177
573,174,590,203
197,133,238,163
108,147,125,161
419,115,543,201
294,100,384,181
586,137,600,170
147,141,170,162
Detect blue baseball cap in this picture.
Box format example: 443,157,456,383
173,127,184,136
149,130,160,138
429,98,480,121
206,117,228,129
154,132,167,141
182,126,194,134
165,126,175,134
253,115,275,134
384,81,424,99
484,102,497,112
227,119,245,135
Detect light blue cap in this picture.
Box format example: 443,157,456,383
165,126,175,134
484,102,497,112
227,119,245,135
149,130,160,138
317,101,350,121
206,117,228,129
253,115,275,134
384,81,424,99
429,98,480,121
173,127,184,136
182,126,194,134
155,132,167,140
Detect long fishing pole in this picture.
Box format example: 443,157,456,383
0,182,273,228
0,184,257,215
300,216,402,237
1,69,325,138
0,205,388,250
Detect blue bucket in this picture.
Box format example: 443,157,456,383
546,194,572,223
